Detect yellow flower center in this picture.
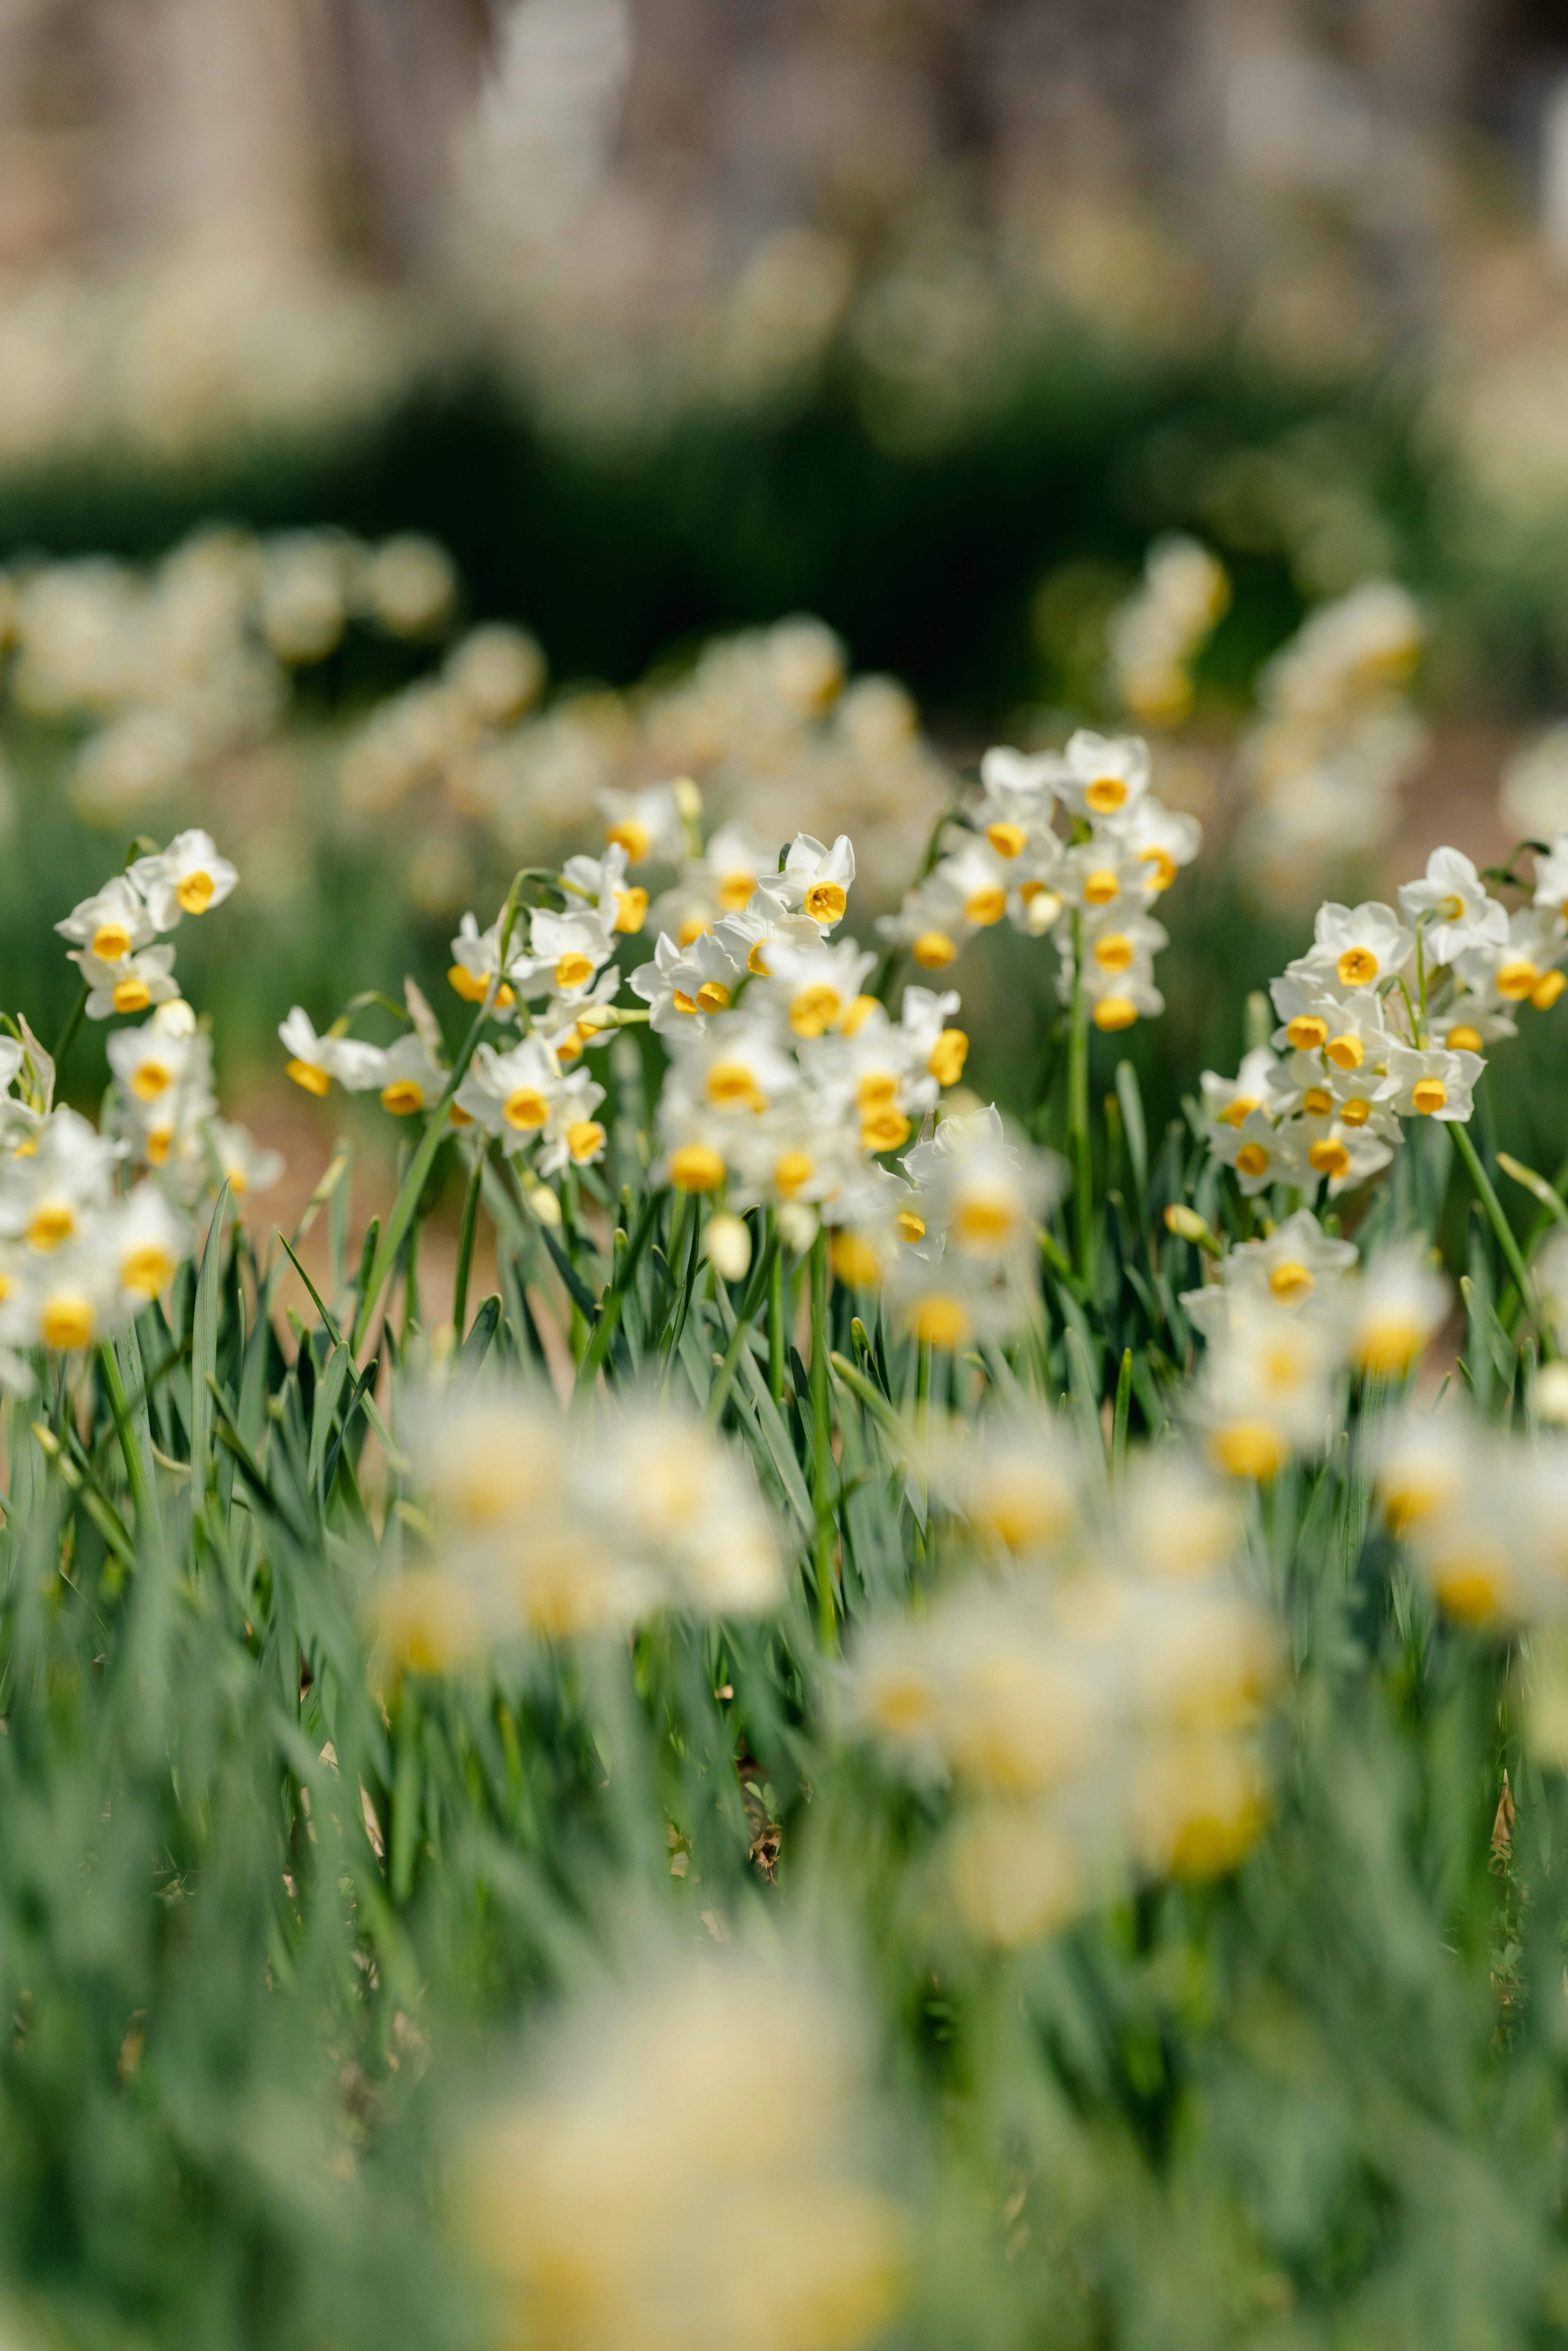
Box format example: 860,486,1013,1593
1439,892,1465,922
1355,1317,1427,1376
672,990,699,1015
912,931,956,969
955,1197,1016,1247
554,952,595,990
964,887,1007,927
225,1168,248,1196
1084,869,1120,907
856,1072,898,1110
774,1152,814,1198
1336,946,1378,985
910,1293,973,1348
382,1079,424,1115
1497,958,1538,1001
555,1029,584,1065
1092,932,1134,973
985,822,1026,859
1286,1015,1328,1052
789,983,842,1038
747,941,771,977
841,994,878,1035
1218,1096,1257,1128
677,915,711,948
928,1028,968,1087
1302,1087,1333,1116
448,1101,474,1127
1532,969,1566,1011
612,887,648,935
28,1204,75,1251
804,880,848,924
1431,1551,1510,1626
447,965,513,1009
42,1296,95,1352
503,1087,549,1130
1093,997,1137,1032
1269,1261,1315,1304
1234,1143,1270,1179
1308,1138,1351,1178
695,980,731,1014
831,1232,882,1288
1139,847,1177,891
129,1061,172,1102
1085,774,1127,813
176,869,214,914
1447,1023,1483,1052
718,869,757,911
606,818,650,862
1340,1097,1372,1127
122,1244,176,1297
1325,1033,1363,1071
91,922,132,962
862,1107,912,1153
146,1132,171,1166
566,1119,605,1163
113,978,151,1015
707,1062,764,1110
895,1208,925,1242
1212,1422,1286,1480
669,1143,726,1192
1411,1077,1447,1115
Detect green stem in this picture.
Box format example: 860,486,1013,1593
1069,919,1093,1286
452,1152,483,1339
768,1214,786,1405
809,1230,836,1651
51,981,89,1085
705,1230,779,1428
99,1340,159,1551
350,998,491,1354
1453,1120,1540,1336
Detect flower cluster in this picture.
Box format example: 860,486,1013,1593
458,1959,904,2351
1234,579,1426,900
1182,1215,1450,1480
846,1427,1279,1946
1106,533,1230,725
368,1387,785,1669
4,527,457,826
1201,845,1566,1204
878,728,1199,1034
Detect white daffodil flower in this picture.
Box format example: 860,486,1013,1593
1398,847,1507,965
210,1120,285,1201
534,967,624,1064
977,744,1062,820
1058,840,1149,916
1122,797,1204,895
109,1183,190,1302
107,1020,193,1109
448,910,528,1009
661,1014,801,1123
1181,1208,1357,1334
561,841,647,937
755,831,855,930
628,929,743,1036
726,1101,867,1213
54,873,154,963
1379,1043,1483,1122
1197,1296,1340,1474
374,1032,446,1117
682,820,777,919
0,1106,121,1255
755,934,878,1040
534,1072,608,1177
511,906,617,1004
456,1036,573,1155
597,780,688,868
1343,1245,1450,1377
278,1007,386,1098
924,836,1018,934
1296,1110,1397,1198
127,829,238,929
711,897,824,979
1457,905,1568,1013
71,940,179,1021
1054,729,1152,829
1300,900,1414,994
1207,1108,1310,1197
1199,1047,1282,1136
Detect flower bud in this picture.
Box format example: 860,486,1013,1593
704,1212,752,1283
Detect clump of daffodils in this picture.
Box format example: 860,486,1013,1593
367,1385,785,1671
0,828,275,1381
1201,845,1564,1206
1372,1404,1568,1635
1106,534,1229,726
1234,578,1426,901
457,1958,905,2351
876,728,1199,1036
845,1422,1279,1947
1184,1217,1450,1482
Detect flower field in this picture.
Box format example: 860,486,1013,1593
0,528,1565,2351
